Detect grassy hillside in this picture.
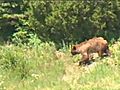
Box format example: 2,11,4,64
0,41,120,90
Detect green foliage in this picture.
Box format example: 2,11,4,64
28,0,120,45
0,0,30,43
1,1,120,89
0,0,120,46
0,40,120,89
0,42,68,89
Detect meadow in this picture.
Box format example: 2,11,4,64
0,41,120,90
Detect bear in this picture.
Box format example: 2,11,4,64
71,37,111,65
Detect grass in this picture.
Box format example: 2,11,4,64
0,41,120,90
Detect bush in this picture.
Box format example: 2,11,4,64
0,0,120,46
28,0,120,44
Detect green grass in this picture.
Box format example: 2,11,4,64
0,41,120,90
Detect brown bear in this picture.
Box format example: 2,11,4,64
71,37,111,65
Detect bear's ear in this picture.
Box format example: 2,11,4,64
73,46,76,50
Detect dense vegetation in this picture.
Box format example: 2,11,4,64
0,0,120,45
0,0,120,90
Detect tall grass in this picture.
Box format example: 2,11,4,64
0,43,68,90
0,41,120,90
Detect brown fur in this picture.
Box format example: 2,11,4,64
71,37,111,65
